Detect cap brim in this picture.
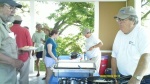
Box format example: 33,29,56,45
6,0,22,8
16,4,22,8
114,14,130,19
11,2,22,8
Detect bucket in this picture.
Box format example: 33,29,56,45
99,55,108,75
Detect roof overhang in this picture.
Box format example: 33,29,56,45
18,0,126,2
51,0,126,2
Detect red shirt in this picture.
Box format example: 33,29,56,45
11,24,33,62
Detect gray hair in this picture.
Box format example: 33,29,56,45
128,15,138,25
36,23,42,28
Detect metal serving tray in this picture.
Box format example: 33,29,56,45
53,62,96,78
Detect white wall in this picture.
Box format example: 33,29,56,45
134,0,141,25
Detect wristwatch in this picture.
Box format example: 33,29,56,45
134,76,142,81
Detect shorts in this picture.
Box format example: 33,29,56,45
36,51,43,58
44,56,56,68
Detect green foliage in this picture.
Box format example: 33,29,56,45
47,2,94,55
34,60,46,71
48,2,94,33
141,0,150,18
56,34,85,55
141,0,150,26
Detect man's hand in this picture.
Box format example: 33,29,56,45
18,50,28,55
88,46,94,51
128,77,141,84
41,38,45,43
54,57,58,63
11,59,24,70
32,51,35,56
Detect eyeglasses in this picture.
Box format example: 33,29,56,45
4,3,16,10
115,18,128,22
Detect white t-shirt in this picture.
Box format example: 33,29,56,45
112,25,150,76
85,34,102,59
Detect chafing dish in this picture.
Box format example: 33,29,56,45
53,62,96,78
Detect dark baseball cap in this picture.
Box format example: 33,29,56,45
0,0,22,8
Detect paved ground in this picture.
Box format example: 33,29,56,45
17,71,46,84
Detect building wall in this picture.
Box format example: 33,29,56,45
99,2,126,50
99,2,126,68
127,0,134,7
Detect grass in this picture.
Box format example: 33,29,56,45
34,60,46,71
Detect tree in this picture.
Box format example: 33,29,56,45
141,0,150,26
48,2,94,34
47,2,94,55
56,34,85,55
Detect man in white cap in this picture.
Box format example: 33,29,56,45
0,0,23,84
10,15,33,84
111,6,150,84
82,28,103,73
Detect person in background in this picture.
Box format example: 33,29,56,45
42,27,51,80
10,15,33,84
32,23,45,77
111,6,150,84
82,28,103,73
44,29,59,84
0,0,24,84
